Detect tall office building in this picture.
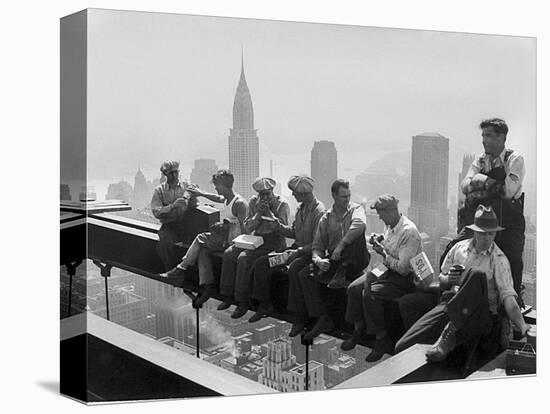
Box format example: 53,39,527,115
133,167,152,208
311,140,337,207
259,338,296,391
458,154,475,204
228,54,259,200
408,133,450,239
258,337,325,392
190,159,218,192
106,180,133,203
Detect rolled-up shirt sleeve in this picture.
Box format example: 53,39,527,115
276,202,291,226
312,215,328,255
151,189,172,219
440,243,459,275
384,231,421,276
342,206,366,245
300,207,325,254
504,154,525,199
493,253,517,305
461,157,482,195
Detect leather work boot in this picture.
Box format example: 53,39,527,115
289,321,306,337
365,335,394,362
159,266,186,280
248,302,273,323
193,284,216,308
341,330,364,351
426,321,457,362
217,297,233,311
327,265,348,289
303,314,334,341
231,302,249,319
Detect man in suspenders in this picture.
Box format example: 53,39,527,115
160,170,248,307
151,161,195,271
458,118,526,304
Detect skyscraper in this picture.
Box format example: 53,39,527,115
408,133,450,240
190,159,218,192
133,167,152,208
458,154,475,204
311,140,337,207
106,180,133,203
228,54,259,200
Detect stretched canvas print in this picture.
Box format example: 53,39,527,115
60,8,537,404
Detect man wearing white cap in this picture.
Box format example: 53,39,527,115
151,161,195,270
395,205,530,362
247,175,325,324
218,177,290,319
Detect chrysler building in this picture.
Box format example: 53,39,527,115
228,53,260,200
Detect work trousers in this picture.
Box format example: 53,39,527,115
398,291,439,331
220,237,285,303
346,270,415,335
252,254,311,304
395,268,494,353
157,222,185,271
291,236,370,320
179,232,225,286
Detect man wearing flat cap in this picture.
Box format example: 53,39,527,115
395,205,530,363
218,176,290,319
151,161,197,270
342,194,422,362
159,169,248,307
247,175,326,324
296,179,369,341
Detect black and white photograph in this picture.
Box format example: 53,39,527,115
4,0,547,413
59,7,538,403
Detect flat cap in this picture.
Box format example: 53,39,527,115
288,175,314,193
160,161,180,174
370,194,399,210
252,177,277,192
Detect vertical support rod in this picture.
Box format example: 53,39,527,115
305,341,310,391
196,307,200,358
104,274,110,321
93,261,112,321
64,261,80,318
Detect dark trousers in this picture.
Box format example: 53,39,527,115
252,254,311,305
293,236,370,320
220,237,285,302
347,270,415,335
157,223,185,271
495,227,525,296
395,268,494,353
295,264,328,318
398,291,439,331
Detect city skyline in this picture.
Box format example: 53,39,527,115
75,9,535,210
59,9,539,400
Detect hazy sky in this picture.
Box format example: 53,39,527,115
85,8,536,197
